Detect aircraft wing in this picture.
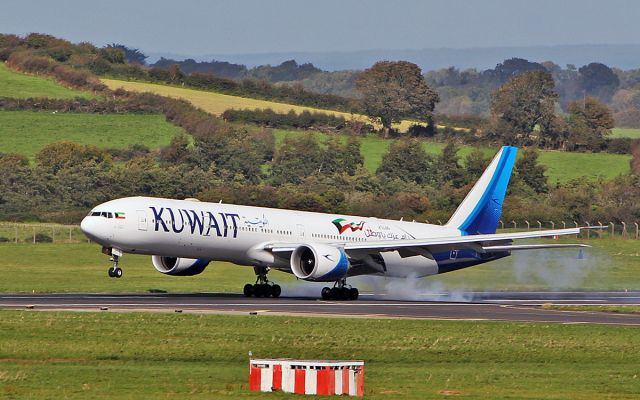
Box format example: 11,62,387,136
266,227,590,256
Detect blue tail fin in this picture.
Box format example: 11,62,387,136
445,146,518,235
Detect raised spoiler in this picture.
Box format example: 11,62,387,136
265,227,596,254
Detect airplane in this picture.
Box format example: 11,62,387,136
80,146,590,300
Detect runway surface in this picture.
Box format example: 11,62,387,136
1,291,640,325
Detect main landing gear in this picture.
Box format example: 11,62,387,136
321,279,359,301
104,247,123,278
243,267,281,298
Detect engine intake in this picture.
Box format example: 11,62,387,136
290,244,349,282
152,256,209,276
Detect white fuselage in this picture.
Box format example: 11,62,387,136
81,196,465,278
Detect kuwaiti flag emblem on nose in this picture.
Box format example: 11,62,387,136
115,212,126,219
332,218,365,234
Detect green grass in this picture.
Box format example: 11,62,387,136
0,311,639,399
612,127,640,138
272,129,632,183
0,111,186,159
0,63,92,99
542,305,640,314
0,237,638,293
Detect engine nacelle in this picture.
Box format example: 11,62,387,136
290,244,349,282
152,256,209,276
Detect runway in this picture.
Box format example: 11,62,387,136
1,291,640,325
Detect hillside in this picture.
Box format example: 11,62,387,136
272,130,631,183
0,63,92,99
0,111,184,159
101,78,419,132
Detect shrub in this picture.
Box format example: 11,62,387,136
28,233,53,243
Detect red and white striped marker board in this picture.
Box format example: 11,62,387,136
249,359,364,396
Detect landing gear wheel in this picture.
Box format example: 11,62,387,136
114,267,123,278
271,284,282,298
108,268,115,278
321,287,331,300
348,287,359,300
243,284,254,297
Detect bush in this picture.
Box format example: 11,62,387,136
221,108,348,130
606,138,633,154
0,236,10,243
28,233,53,243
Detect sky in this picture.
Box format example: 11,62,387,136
2,0,640,56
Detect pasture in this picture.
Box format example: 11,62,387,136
611,127,640,138
0,63,92,99
0,236,638,293
0,110,185,159
0,311,639,399
101,78,421,132
272,129,632,182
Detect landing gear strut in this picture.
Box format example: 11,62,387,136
243,267,281,298
321,279,358,301
104,247,123,278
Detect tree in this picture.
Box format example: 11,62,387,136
579,62,619,101
489,71,557,146
355,61,439,138
566,97,614,151
483,58,546,85
515,148,548,193
433,143,466,188
270,135,324,185
106,43,148,65
463,149,490,183
98,47,125,64
376,139,433,184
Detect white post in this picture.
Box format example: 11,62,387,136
511,220,517,229
561,221,566,229
549,221,555,229
621,222,627,239
585,222,590,239
536,220,542,229
610,222,615,238
635,222,639,240
499,220,504,229
525,220,530,230
32,226,36,243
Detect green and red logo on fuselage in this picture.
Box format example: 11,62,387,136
332,218,365,234
115,212,126,219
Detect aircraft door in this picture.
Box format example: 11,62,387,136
297,224,305,239
137,210,148,231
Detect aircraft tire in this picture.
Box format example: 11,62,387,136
271,284,282,298
107,268,115,278
254,284,264,297
243,284,254,297
114,268,123,278
349,288,359,300
321,287,331,300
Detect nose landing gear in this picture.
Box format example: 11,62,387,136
243,267,281,298
321,279,358,301
104,247,123,278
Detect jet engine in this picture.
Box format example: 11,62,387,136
151,256,209,276
290,244,349,281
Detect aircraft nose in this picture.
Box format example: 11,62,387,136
80,216,103,243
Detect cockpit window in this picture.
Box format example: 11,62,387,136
89,211,113,218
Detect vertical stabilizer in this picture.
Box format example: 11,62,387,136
445,146,517,235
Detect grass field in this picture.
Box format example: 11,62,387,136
1,236,638,293
101,78,422,132
1,311,639,399
0,110,186,159
273,129,632,182
543,305,640,314
0,63,92,99
612,127,640,138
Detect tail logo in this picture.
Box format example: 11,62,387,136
332,218,365,234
